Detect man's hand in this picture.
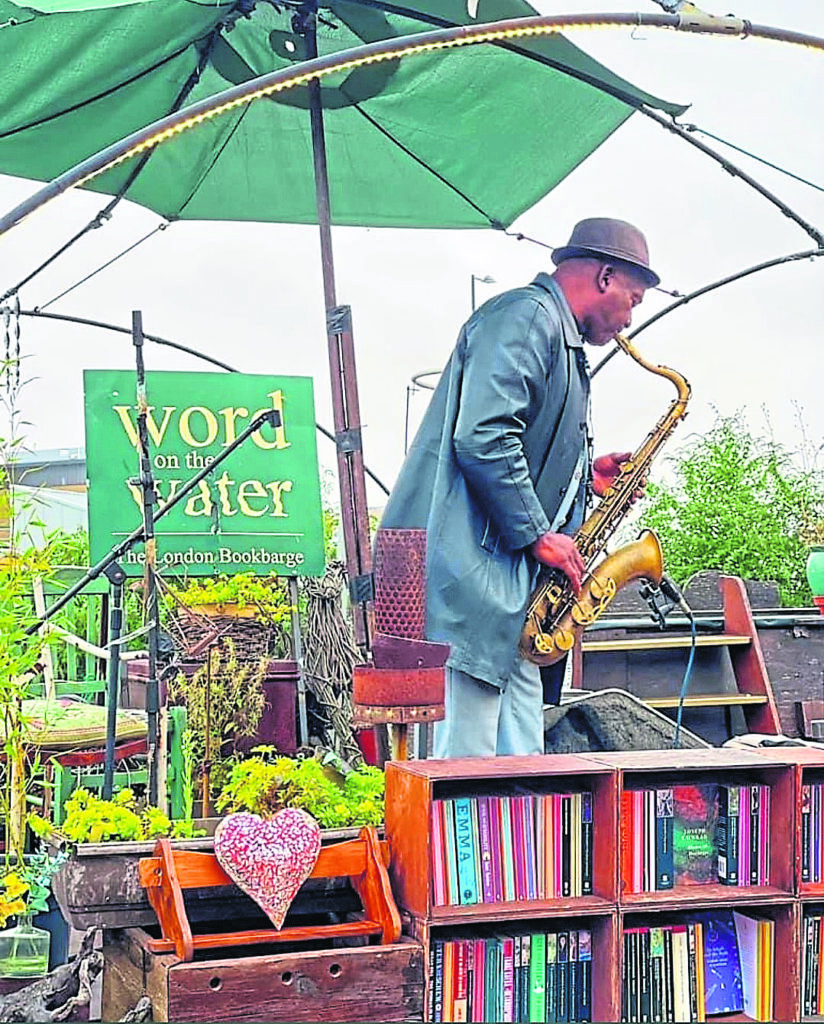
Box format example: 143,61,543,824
592,451,630,497
530,531,585,595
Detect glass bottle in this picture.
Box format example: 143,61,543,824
0,915,50,978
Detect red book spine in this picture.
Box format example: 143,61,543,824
620,789,633,895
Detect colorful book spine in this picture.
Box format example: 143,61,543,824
759,784,770,886
476,795,495,904
649,927,664,1024
655,788,674,891
442,799,460,906
453,797,479,906
472,938,486,1024
738,785,750,888
578,929,593,1023
561,794,572,898
432,938,444,1023
717,784,740,885
529,931,546,1023
501,934,515,1022
620,789,634,896
522,794,538,901
581,791,594,896
802,784,812,884
546,932,557,1024
749,785,760,886
510,796,527,901
568,930,580,1024
453,939,468,1022
557,930,570,1023
500,797,516,903
432,800,448,906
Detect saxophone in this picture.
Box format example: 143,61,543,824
519,334,691,667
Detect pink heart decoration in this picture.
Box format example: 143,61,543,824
214,809,322,929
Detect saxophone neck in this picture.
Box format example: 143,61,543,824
614,333,692,404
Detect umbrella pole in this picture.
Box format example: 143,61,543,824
132,310,162,805
305,13,374,653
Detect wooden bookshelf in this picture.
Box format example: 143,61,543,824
385,746,824,1022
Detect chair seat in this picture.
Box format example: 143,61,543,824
1,697,147,751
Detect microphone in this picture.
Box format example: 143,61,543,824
638,575,693,627
659,575,693,618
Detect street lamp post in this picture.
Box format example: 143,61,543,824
471,273,496,310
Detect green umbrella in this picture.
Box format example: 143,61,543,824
0,1,684,228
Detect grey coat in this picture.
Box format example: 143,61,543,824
380,273,591,689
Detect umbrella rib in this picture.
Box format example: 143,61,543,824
346,102,501,227
175,105,251,218
0,48,192,142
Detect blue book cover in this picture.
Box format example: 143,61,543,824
698,911,744,1015
453,796,480,905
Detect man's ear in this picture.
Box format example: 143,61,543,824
596,263,615,292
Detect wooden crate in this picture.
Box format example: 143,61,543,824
102,927,424,1023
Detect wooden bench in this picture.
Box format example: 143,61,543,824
138,826,401,962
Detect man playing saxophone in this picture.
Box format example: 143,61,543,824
379,218,659,758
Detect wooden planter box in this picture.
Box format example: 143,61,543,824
102,927,423,1023
51,827,366,931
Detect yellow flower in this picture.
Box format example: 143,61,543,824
0,897,27,928
1,873,29,900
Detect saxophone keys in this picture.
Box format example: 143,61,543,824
590,576,617,602
554,629,575,652
533,632,554,655
571,601,595,626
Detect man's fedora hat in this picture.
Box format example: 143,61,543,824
552,217,660,287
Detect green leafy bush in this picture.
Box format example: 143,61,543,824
216,749,384,829
61,788,203,843
639,413,824,606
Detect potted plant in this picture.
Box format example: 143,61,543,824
0,847,69,979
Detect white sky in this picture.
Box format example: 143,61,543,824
0,0,822,507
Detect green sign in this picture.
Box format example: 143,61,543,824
83,370,325,577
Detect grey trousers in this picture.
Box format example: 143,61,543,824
432,652,544,758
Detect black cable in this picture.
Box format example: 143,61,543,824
684,123,824,195
673,611,698,750
37,222,169,311
12,306,392,495
591,247,824,378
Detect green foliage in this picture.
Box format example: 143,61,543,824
60,788,203,844
216,748,384,829
167,639,267,802
0,849,69,926
169,572,292,624
639,413,824,606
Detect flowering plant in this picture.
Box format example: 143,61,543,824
0,848,69,927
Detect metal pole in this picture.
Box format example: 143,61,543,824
132,310,161,805
102,561,126,799
304,9,374,651
288,576,310,748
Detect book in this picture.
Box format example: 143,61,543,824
556,930,570,1023
568,929,579,1024
663,926,675,1024
749,785,760,886
759,784,770,886
581,791,594,896
672,783,719,885
655,787,674,891
488,795,504,903
738,784,750,887
638,928,651,1024
560,794,572,898
453,939,468,1022
442,799,460,905
686,921,701,1023
472,938,486,1024
442,940,454,1023
699,911,743,1015
453,797,480,906
432,938,444,1023
620,789,633,896
578,929,593,1023
670,925,690,1024
529,931,547,1023
497,937,511,1024
571,792,582,898
733,909,773,1022
510,796,527,900
801,784,812,884
476,795,496,904
716,784,740,885
431,800,448,906
500,797,517,903
648,926,663,1024
546,932,557,1024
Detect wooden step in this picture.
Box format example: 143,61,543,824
645,693,768,709
582,633,751,653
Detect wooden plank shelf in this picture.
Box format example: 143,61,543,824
581,633,751,653
645,693,768,709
